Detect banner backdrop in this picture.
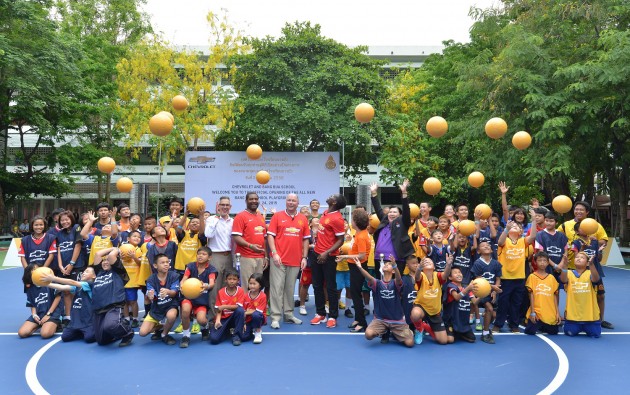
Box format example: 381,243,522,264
185,151,340,213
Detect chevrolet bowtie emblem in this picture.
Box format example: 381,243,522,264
189,156,216,163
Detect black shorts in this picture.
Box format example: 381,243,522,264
593,279,605,295
445,324,476,343
415,304,446,332
478,295,498,309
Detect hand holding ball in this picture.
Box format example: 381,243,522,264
181,278,204,299
472,278,491,298
32,267,54,287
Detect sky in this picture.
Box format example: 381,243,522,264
143,0,501,47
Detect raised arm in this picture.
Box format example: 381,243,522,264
525,209,538,245
370,182,384,220
499,181,510,223
498,220,512,247
400,179,411,227
81,211,97,240
350,257,375,283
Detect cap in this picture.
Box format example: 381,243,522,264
159,216,171,225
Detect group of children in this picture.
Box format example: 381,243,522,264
16,190,608,349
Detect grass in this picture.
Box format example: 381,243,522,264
0,250,9,269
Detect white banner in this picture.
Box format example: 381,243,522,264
185,151,340,213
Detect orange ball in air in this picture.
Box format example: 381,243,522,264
116,177,133,193
472,278,491,298
512,131,532,150
354,103,375,124
426,116,448,138
246,144,263,160
423,177,442,196
172,95,189,111
256,170,271,184
552,195,572,214
97,157,116,174
579,218,599,236
485,117,508,139
468,171,485,188
149,113,174,137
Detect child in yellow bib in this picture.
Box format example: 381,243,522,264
560,251,601,338
524,251,560,335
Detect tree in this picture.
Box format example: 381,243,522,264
0,0,87,224
54,0,153,202
115,10,246,166
380,0,630,241
218,22,390,181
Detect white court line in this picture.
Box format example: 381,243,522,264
3,331,628,336
536,334,569,395
608,266,630,271
25,336,61,395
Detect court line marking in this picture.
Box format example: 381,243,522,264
608,266,630,271
535,334,569,395
3,331,628,336
25,336,61,395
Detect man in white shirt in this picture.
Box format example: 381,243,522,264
204,196,234,318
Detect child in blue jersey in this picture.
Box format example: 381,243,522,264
470,241,503,344
352,256,414,348
179,247,217,348
571,221,610,329
443,267,477,343
91,247,134,347
138,254,180,346
120,213,144,245
19,215,57,269
146,225,178,273
535,211,568,275
422,229,449,272
55,210,83,326
489,213,503,258
18,264,63,339
41,267,97,343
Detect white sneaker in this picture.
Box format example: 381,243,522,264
270,321,280,329
253,331,262,344
284,316,302,325
299,306,307,315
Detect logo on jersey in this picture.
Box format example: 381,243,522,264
481,272,496,282
536,284,552,292
407,290,417,301
254,225,265,234
58,240,74,252
546,246,562,255
572,281,590,290
380,289,395,299
73,298,83,309
35,292,49,305
285,227,301,235
29,250,47,259
506,248,525,258
458,299,471,309
454,255,471,267
424,288,439,298
94,272,113,288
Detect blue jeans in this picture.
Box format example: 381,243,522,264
242,311,264,341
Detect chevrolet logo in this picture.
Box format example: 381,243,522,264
189,156,216,164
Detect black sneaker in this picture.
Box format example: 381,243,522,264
232,335,241,346
380,332,390,344
131,318,139,328
151,330,161,341
162,334,176,346
601,321,614,330
364,308,370,317
180,336,190,348
118,333,134,347
481,333,495,344
344,309,353,318
201,329,209,341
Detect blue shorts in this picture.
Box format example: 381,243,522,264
336,271,350,290
564,320,601,338
125,288,139,302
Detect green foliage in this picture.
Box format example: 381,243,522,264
219,22,389,180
